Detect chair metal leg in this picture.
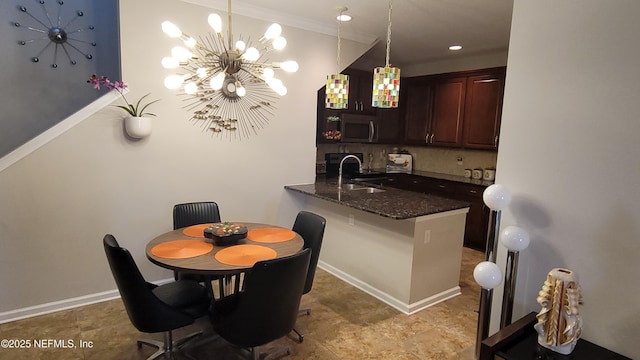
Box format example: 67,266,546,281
251,345,291,360
289,327,304,343
136,330,202,360
298,308,311,316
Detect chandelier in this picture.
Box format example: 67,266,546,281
372,0,400,108
161,0,298,139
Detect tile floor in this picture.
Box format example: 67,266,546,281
0,247,483,360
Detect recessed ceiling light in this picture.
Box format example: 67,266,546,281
336,6,351,22
449,45,463,51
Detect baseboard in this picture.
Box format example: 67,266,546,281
318,260,460,315
0,277,173,324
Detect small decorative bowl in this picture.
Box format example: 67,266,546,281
204,223,248,246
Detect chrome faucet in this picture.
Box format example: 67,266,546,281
338,155,363,190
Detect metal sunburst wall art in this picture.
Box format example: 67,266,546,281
14,0,96,69
161,0,299,141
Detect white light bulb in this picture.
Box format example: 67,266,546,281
236,84,246,97
276,85,287,96
183,37,196,48
235,40,246,52
483,184,512,211
272,36,287,50
184,82,198,95
196,68,207,78
171,46,192,61
161,21,182,38
164,75,185,89
501,226,530,252
161,57,179,69
264,23,282,40
243,47,260,61
473,261,502,289
262,67,274,79
208,13,222,33
209,73,225,90
279,60,299,72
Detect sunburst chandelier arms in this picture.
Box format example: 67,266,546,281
161,2,298,139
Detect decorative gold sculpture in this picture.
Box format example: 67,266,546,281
534,268,583,355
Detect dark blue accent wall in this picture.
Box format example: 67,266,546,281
0,0,121,158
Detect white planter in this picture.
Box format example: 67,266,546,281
124,116,152,138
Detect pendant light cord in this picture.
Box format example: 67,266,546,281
227,0,233,50
385,0,392,67
336,9,343,73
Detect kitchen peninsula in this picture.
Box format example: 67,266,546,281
285,180,470,314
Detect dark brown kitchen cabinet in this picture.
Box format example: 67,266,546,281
376,108,401,143
384,174,489,251
399,67,505,150
343,68,375,115
462,69,505,150
430,77,466,147
402,75,466,148
453,182,490,251
402,79,433,145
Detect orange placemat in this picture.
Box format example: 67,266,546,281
246,228,296,243
151,239,214,259
182,223,213,238
215,244,277,266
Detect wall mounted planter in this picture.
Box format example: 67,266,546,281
124,116,152,138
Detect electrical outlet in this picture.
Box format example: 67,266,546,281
349,214,354,225
457,156,463,165
423,229,431,244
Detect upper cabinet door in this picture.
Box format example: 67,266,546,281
431,77,466,147
403,80,433,145
343,68,375,115
462,70,505,150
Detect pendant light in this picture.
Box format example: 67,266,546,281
325,7,349,109
372,0,400,108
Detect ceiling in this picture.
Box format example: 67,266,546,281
181,0,514,68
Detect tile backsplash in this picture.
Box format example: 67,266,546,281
317,143,497,177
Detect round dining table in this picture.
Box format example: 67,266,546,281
146,222,304,296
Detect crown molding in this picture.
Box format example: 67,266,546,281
179,0,377,45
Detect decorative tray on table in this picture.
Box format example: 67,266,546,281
204,222,248,246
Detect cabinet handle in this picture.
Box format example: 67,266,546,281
425,133,430,144
369,121,375,142
469,190,478,194
359,101,363,111
438,185,446,188
494,135,498,147
430,134,435,143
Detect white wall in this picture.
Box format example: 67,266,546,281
493,1,640,357
0,0,370,316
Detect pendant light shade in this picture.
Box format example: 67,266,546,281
372,66,400,108
326,73,349,109
372,0,400,108
326,7,349,110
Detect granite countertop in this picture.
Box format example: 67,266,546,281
284,180,470,220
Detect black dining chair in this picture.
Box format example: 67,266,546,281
290,211,326,343
173,201,224,294
173,201,221,230
103,234,210,360
210,248,311,360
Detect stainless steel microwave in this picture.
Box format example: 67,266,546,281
340,114,378,143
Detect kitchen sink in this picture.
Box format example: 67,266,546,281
341,183,386,193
